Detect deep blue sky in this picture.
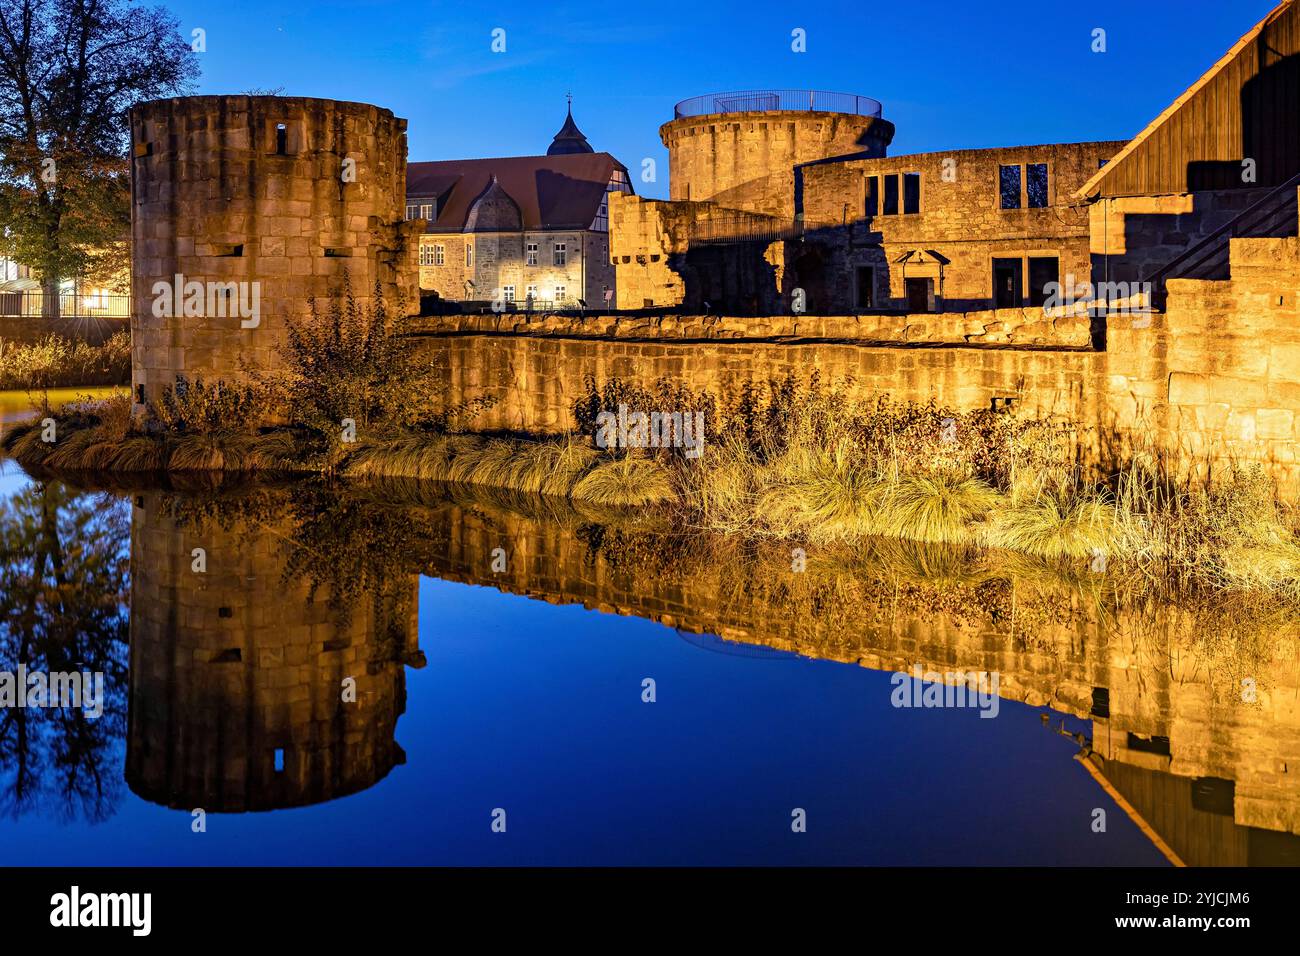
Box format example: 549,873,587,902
165,0,1278,197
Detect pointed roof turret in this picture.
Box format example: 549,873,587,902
547,96,594,155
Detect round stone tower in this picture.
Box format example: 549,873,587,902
128,95,421,409
660,90,895,220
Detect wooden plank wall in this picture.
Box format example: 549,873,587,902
1100,2,1300,196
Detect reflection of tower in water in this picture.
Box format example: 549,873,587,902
126,492,422,812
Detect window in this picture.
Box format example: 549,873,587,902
993,257,1023,307
405,204,419,220
465,243,473,268
525,284,538,301
869,174,920,217
526,242,538,266
999,165,1021,209
883,175,899,216
903,173,921,214
420,203,433,220
554,285,566,302
1026,164,1049,208
1028,256,1059,307
419,245,435,266
501,285,515,303
434,244,445,266
553,242,567,266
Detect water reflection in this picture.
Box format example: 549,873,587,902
0,479,128,821
2,466,1300,864
126,486,422,812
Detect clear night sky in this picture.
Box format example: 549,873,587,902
165,0,1278,198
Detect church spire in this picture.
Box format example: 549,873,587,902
547,96,594,155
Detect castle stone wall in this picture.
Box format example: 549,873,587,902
661,110,894,219
129,95,420,408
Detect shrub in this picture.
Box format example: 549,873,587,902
264,274,444,441
150,376,265,436
0,331,130,391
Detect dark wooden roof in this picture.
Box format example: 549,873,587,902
407,152,627,232
1079,0,1300,198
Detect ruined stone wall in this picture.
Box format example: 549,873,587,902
1106,231,1300,490
412,322,1103,436
411,246,1300,497
126,491,420,812
799,141,1125,312
129,95,421,408
661,110,894,219
608,194,689,309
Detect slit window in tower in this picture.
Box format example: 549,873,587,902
275,123,287,155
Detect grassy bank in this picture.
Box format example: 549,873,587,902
4,285,1297,600
0,331,131,391
5,386,1300,601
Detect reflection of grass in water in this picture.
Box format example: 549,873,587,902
12,376,1300,603
22,461,1298,696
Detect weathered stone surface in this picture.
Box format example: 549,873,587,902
129,95,419,408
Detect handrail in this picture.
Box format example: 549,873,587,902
673,89,883,120
1143,172,1300,289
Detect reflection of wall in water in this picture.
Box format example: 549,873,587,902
420,497,1300,860
126,493,420,812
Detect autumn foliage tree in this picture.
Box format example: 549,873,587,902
0,0,198,316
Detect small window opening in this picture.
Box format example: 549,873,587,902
275,123,287,155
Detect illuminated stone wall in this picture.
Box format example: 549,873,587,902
129,95,421,410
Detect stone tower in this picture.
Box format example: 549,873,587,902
128,95,421,409
126,490,423,812
659,90,895,220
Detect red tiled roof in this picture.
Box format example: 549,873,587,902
407,152,627,232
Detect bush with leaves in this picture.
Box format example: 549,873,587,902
259,275,452,452
150,376,265,436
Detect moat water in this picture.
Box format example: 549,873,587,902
0,456,1296,866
